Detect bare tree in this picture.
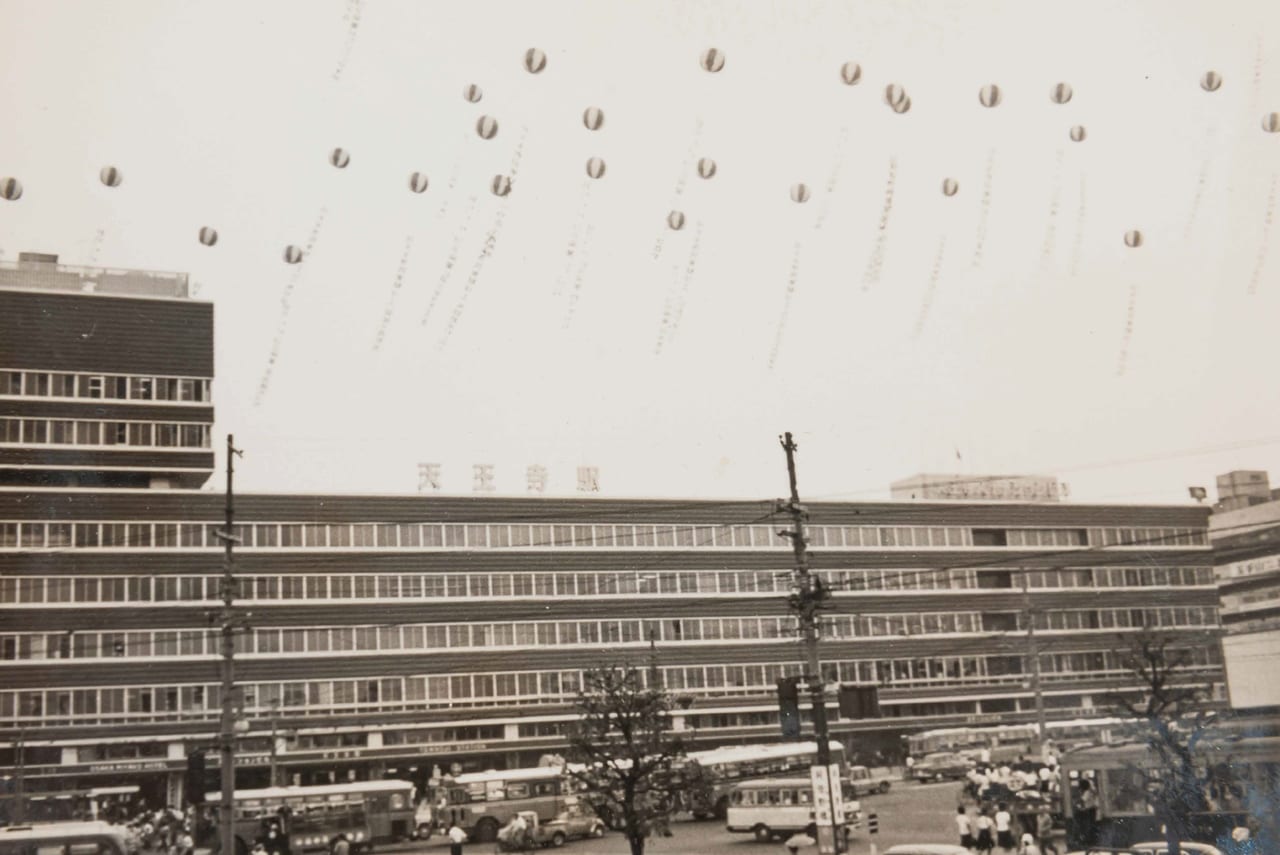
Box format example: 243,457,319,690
1101,629,1221,853
565,664,687,855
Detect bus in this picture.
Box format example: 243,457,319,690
432,766,572,844
203,781,416,855
680,741,850,820
1055,731,1280,852
905,718,1125,764
0,822,130,855
2,788,139,827
725,777,858,845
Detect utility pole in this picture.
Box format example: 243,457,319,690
268,703,279,789
217,435,243,855
778,433,843,855
12,728,24,824
1020,573,1048,759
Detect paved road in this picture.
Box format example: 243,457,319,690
400,780,965,855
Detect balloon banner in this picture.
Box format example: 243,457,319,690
913,238,947,338
87,227,106,266
654,259,682,355
813,127,848,232
562,223,598,330
1040,148,1064,268
971,149,995,269
421,194,478,327
862,157,897,287
255,206,328,406
439,207,507,348
332,0,364,82
372,234,416,351
768,241,803,369
1116,282,1138,377
1246,173,1276,296
1184,128,1213,239
554,179,593,299
1070,175,1088,278
661,219,704,344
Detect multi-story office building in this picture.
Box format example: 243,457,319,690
1210,473,1280,709
1,254,1223,811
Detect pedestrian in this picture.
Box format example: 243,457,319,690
995,802,1015,851
330,835,349,855
1017,832,1042,855
974,808,995,855
447,823,467,855
956,805,976,850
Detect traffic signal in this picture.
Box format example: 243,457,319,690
776,676,801,739
838,685,881,719
185,750,206,805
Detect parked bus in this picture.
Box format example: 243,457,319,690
725,777,857,845
204,781,416,855
905,718,1125,764
432,767,571,844
1055,730,1280,852
681,740,850,820
2,788,139,827
0,822,130,855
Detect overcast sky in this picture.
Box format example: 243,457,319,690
2,0,1278,503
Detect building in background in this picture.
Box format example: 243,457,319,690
1211,470,1280,710
1,255,1222,812
890,473,1063,502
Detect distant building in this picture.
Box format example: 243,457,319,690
1,254,1222,817
891,473,1062,502
1214,469,1279,512
1211,472,1280,710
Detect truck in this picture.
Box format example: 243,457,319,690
845,766,896,797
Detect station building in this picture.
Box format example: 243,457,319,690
1,254,1223,810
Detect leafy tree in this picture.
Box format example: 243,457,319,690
1101,629,1222,854
565,664,687,855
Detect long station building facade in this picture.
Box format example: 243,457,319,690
1,254,1223,810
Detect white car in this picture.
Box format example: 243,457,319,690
1065,841,1223,855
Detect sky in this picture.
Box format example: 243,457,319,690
1,0,1279,503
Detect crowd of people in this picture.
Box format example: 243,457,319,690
952,752,1064,855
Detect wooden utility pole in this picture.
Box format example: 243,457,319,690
217,435,243,855
1021,573,1048,758
778,432,843,855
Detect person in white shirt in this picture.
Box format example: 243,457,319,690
974,809,994,855
994,803,1014,851
447,823,467,855
955,806,975,849
1017,832,1042,855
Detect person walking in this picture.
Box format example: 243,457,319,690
447,823,467,855
995,802,1015,851
974,808,995,855
330,835,349,855
956,805,976,850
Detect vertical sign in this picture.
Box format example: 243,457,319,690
810,763,844,854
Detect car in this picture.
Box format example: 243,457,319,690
1065,842,1223,855
534,807,606,847
882,845,973,855
846,765,895,796
910,752,974,782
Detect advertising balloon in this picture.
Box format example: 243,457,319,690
979,84,1002,108
409,172,429,193
840,62,862,85
283,245,304,264
1263,113,1280,134
330,149,350,169
667,210,685,230
476,116,498,140
1069,125,1087,142
885,84,907,108
198,227,218,247
586,157,606,179
583,107,604,130
0,177,21,201
790,183,810,203
1200,71,1222,92
464,84,483,103
491,175,512,197
942,178,959,197
701,48,725,73
1124,230,1143,248
891,95,912,115
1050,82,1073,104
697,158,716,179
99,166,123,187
524,48,547,74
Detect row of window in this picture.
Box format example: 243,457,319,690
0,419,211,449
0,369,210,402
0,564,1215,607
0,648,1223,727
0,607,1220,662
0,519,1209,551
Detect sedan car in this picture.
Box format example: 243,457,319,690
1066,842,1223,855
883,845,973,855
533,808,606,847
910,752,974,782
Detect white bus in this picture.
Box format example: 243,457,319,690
725,777,858,844
681,740,850,820
0,822,131,855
